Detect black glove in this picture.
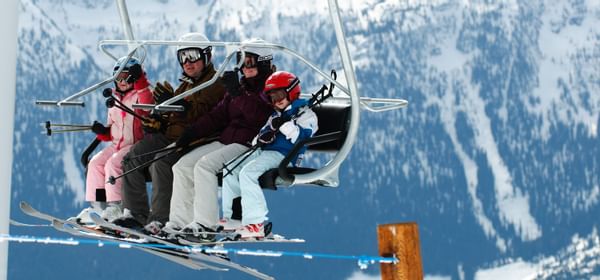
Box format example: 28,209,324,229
102,87,113,98
258,130,276,145
270,116,287,130
142,114,164,134
153,81,175,104
222,71,241,97
126,64,143,83
91,121,110,135
105,97,116,108
175,128,196,148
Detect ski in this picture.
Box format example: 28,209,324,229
90,213,275,280
9,219,51,227
19,201,222,271
51,219,225,271
177,234,305,246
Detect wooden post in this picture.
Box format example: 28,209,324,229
378,222,423,280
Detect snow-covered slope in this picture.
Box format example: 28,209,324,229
9,0,600,279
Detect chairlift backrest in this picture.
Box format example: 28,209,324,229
307,103,350,152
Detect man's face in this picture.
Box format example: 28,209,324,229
182,59,205,79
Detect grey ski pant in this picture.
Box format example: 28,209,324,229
121,133,180,225
169,141,248,228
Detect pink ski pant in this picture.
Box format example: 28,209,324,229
85,144,132,202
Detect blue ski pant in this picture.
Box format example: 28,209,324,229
222,149,284,225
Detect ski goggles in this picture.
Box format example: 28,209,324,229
114,71,131,83
177,48,206,64
266,89,288,103
235,53,261,68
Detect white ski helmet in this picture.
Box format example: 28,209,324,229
236,38,273,76
237,38,273,64
176,32,212,65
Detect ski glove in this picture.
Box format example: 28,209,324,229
126,64,143,83
153,81,175,104
222,71,242,97
91,121,110,136
175,128,196,148
258,130,276,145
279,121,299,143
142,114,164,134
269,116,287,130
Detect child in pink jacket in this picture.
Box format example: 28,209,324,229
70,56,153,224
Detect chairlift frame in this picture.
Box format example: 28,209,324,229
38,0,408,187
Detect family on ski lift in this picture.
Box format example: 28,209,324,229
69,32,319,242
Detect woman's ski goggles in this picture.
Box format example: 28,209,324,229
177,48,206,65
266,89,288,103
235,53,259,68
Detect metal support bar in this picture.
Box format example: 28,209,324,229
116,0,135,42
98,39,352,96
35,100,85,107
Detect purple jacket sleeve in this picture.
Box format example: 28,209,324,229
186,93,232,140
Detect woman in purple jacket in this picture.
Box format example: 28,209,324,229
161,39,274,241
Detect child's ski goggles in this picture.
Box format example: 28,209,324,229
114,71,131,83
266,89,288,103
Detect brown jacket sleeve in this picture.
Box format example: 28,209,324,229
165,65,226,141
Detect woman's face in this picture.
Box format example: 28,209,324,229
241,56,258,78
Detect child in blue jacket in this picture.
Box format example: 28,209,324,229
220,71,318,239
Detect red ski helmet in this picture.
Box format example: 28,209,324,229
264,71,301,102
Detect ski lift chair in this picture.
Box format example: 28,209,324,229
257,102,350,190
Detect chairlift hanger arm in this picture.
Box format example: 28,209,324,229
36,48,143,108
35,100,85,107
98,39,352,95
35,77,113,107
132,50,237,112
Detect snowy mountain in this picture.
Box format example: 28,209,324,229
9,0,600,279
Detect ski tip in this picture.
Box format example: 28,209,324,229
19,201,34,212
52,219,63,227
88,212,104,224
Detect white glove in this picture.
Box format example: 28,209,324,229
279,121,299,143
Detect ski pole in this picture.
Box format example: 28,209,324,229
105,97,149,121
43,121,92,129
122,144,181,164
107,148,178,184
44,127,91,136
221,144,262,178
103,88,149,122
223,70,337,178
221,70,337,178
107,136,218,185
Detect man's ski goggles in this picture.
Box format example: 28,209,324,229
177,48,206,65
114,71,131,83
266,89,288,103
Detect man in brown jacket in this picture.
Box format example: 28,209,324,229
114,33,225,231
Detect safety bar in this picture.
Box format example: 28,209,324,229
277,131,342,184
35,47,146,107
98,39,352,97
